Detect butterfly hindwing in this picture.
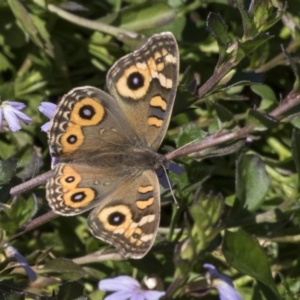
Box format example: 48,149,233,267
88,169,160,259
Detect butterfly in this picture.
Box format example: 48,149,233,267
45,32,179,259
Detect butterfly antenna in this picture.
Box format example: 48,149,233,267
162,164,179,208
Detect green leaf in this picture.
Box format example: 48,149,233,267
247,109,278,131
251,85,277,110
223,229,280,299
189,191,223,252
291,117,300,129
106,2,176,31
236,154,270,211
0,158,18,185
30,14,54,58
14,70,46,97
16,194,38,226
211,101,235,128
42,258,86,281
0,52,13,72
251,0,286,32
173,85,196,115
7,0,52,56
217,69,265,91
176,123,207,148
130,254,163,274
237,32,273,56
0,209,20,234
57,281,84,300
282,46,300,93
206,13,228,63
292,129,300,180
237,0,283,40
236,0,255,39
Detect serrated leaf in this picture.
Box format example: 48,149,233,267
247,109,278,131
236,154,270,211
206,13,228,63
223,229,280,299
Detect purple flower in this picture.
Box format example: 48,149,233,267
5,245,37,281
203,264,243,300
0,101,31,132
38,102,57,132
99,275,165,300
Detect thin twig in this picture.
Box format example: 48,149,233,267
72,251,124,264
197,61,234,99
11,211,58,240
10,170,54,196
269,90,300,118
47,4,139,39
166,88,300,160
166,126,252,160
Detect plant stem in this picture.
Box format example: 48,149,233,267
11,211,58,240
10,170,54,196
47,4,139,39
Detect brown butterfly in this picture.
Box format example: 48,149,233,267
45,32,179,259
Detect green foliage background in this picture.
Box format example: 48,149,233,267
0,0,300,299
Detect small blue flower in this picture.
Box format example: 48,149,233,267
99,275,165,300
203,264,243,300
38,102,60,166
0,101,32,132
38,102,57,132
5,245,37,281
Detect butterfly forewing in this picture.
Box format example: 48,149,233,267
106,32,179,150
48,86,137,159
